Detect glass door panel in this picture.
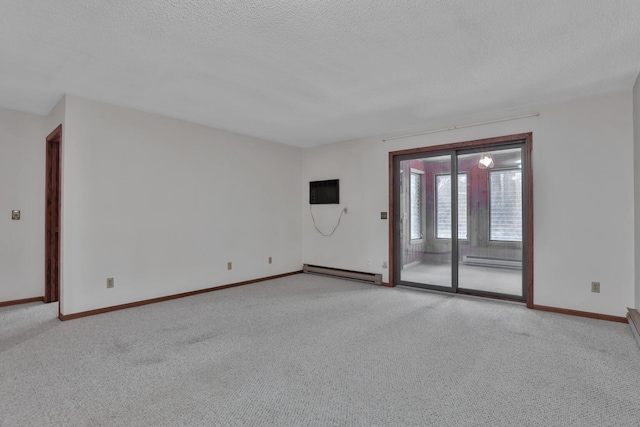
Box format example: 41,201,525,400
456,147,524,297
399,154,454,289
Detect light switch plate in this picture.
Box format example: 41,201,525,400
11,210,20,220
381,212,388,220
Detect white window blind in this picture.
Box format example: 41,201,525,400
436,174,467,239
410,172,422,240
490,169,522,241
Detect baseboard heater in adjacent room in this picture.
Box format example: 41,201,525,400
462,256,522,269
303,264,382,285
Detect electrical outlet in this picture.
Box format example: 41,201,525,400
107,277,114,288
269,256,272,264
591,281,600,293
343,207,348,214
227,262,232,270
382,261,388,269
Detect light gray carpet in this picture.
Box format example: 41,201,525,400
1,274,639,426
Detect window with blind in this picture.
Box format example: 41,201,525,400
490,169,522,241
410,171,423,240
435,173,467,239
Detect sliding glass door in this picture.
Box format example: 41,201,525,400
394,139,528,301
399,153,454,289
456,147,524,297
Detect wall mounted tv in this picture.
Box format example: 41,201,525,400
309,179,340,204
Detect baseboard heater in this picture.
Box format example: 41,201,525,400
462,256,522,270
303,264,382,285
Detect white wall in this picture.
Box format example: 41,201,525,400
0,108,45,302
634,73,640,311
3,89,635,317
60,96,302,315
46,96,66,137
302,90,634,317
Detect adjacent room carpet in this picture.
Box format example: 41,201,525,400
1,274,639,426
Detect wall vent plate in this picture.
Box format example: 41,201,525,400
11,210,20,220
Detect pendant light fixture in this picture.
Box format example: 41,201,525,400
478,152,494,169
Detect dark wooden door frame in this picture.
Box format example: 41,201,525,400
388,132,534,308
45,125,62,312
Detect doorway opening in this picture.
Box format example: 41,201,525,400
389,133,533,307
45,125,61,311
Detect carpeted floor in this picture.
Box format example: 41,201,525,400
1,274,639,426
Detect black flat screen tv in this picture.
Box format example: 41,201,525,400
309,179,339,204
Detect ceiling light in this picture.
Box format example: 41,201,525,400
478,153,494,169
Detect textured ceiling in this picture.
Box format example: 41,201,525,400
1,1,639,147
